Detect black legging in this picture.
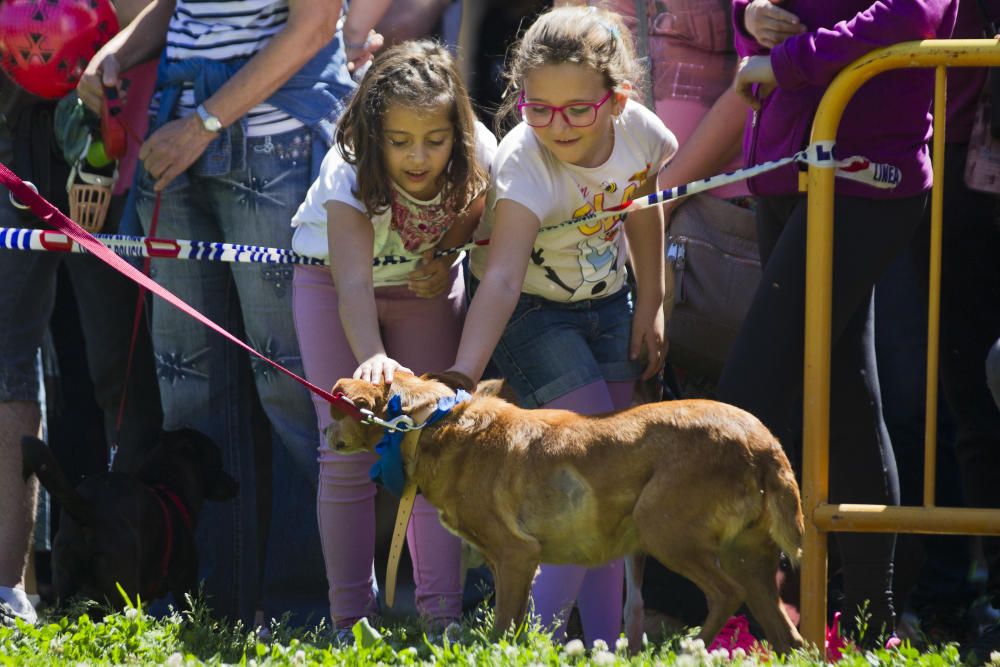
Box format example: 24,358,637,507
717,193,927,637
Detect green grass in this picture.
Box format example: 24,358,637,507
0,592,977,666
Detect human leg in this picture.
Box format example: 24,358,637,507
379,270,467,623
293,263,380,628
875,206,973,644
485,287,641,642
0,111,59,621
530,381,621,643
136,167,259,622
214,129,326,621
719,195,925,635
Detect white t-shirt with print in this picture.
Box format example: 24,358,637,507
470,101,676,302
292,121,497,286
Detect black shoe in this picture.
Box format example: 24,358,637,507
963,622,1000,665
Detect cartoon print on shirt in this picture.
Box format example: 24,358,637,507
538,163,652,299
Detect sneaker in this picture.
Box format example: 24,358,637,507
0,586,37,627
963,621,1000,666
708,615,761,656
826,611,850,661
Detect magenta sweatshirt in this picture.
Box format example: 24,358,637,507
732,0,958,198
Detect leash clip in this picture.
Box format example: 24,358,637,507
9,181,38,210
363,412,417,433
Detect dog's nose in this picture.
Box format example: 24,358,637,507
334,441,346,451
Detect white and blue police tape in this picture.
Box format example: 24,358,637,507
1,141,899,268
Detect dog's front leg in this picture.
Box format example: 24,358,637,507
623,552,646,653
491,557,539,639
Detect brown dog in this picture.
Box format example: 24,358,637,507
330,372,804,653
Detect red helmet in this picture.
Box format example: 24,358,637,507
0,0,119,100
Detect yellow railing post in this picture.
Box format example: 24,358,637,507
801,39,1000,649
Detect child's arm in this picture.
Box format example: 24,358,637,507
406,194,487,299
625,174,667,381
447,199,540,384
326,201,411,384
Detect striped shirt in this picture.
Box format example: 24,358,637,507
158,0,303,136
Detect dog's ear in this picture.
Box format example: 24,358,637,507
330,378,387,420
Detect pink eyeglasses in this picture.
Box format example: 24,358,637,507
517,90,614,128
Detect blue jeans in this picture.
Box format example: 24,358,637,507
135,126,325,623
475,281,642,408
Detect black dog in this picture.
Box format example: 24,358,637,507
21,429,237,608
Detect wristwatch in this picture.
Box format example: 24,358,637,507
195,104,223,133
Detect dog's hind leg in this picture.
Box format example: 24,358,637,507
720,533,803,654
636,517,744,646
623,553,646,653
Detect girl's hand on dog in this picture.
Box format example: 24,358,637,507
355,353,412,385
407,250,450,298
630,299,666,381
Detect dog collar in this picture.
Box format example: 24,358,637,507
369,389,471,497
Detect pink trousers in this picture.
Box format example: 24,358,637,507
530,380,635,644
292,264,464,628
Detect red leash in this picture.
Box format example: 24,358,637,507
109,193,160,470
0,161,364,421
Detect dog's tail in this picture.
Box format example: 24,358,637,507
761,452,804,566
21,436,95,527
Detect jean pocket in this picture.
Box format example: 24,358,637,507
505,296,545,330
137,164,190,195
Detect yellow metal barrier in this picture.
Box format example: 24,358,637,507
802,39,1000,647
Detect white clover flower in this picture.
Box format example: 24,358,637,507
124,607,139,621
165,653,184,667
292,649,306,664
679,637,706,654
731,647,747,660
564,639,586,657
591,650,615,666
709,647,730,661
503,645,519,658
615,637,628,653
674,654,700,667
592,638,609,652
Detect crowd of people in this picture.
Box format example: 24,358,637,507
1,0,999,661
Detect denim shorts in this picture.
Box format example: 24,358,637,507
472,279,642,408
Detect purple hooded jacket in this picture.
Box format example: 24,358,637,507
732,0,958,198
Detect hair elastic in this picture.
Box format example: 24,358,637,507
588,6,621,41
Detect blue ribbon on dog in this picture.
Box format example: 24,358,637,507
369,389,471,496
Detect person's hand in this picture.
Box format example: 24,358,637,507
407,250,450,298
630,298,666,381
354,353,412,385
78,52,122,114
744,0,806,49
734,55,777,111
425,369,477,393
344,29,384,76
138,114,218,191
